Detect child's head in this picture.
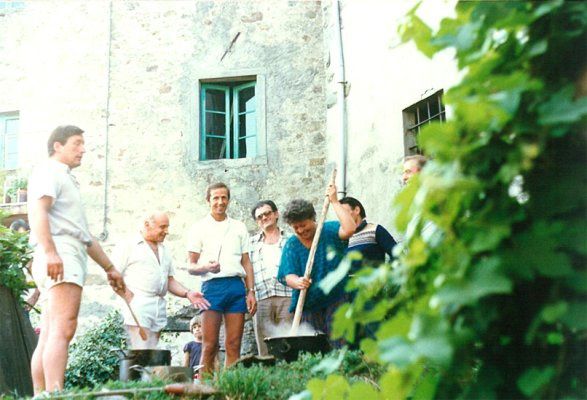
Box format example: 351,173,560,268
190,315,202,340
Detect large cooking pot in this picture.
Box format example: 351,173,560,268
264,333,331,362
115,349,172,381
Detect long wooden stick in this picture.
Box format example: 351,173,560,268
290,168,337,335
124,297,148,341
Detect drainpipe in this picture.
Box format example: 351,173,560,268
333,0,347,196
98,0,113,241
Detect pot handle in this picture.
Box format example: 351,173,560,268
130,365,149,375
279,340,292,353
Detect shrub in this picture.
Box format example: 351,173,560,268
65,311,127,389
0,220,32,302
213,350,381,400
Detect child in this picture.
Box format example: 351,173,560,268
183,316,203,373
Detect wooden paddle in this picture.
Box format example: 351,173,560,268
290,168,337,335
123,296,148,341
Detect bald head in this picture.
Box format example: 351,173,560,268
142,212,170,243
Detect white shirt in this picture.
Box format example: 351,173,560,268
28,159,92,246
113,235,175,297
187,214,250,282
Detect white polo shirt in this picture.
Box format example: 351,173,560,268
28,159,92,247
113,235,175,297
187,214,250,282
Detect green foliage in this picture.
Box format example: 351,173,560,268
312,1,587,399
5,176,27,200
0,222,32,301
65,311,127,390
213,350,382,400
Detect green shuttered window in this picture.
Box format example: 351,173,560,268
200,81,257,160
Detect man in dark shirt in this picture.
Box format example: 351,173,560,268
339,197,396,273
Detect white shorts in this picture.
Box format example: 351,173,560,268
32,235,88,292
120,294,167,332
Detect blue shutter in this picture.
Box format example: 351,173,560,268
1,114,19,170
200,84,230,160
4,117,19,169
232,82,257,158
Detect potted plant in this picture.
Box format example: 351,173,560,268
6,177,27,203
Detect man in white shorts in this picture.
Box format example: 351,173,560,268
114,212,210,348
28,125,126,394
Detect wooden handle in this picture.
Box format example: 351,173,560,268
124,297,148,341
291,168,337,334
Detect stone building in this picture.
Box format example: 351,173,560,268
0,0,459,360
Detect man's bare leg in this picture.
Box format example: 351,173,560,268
42,283,82,392
31,306,50,395
224,313,244,368
126,325,160,349
200,310,222,375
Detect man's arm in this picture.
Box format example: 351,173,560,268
241,253,257,316
326,184,356,240
187,252,220,275
376,225,397,258
30,196,63,280
183,351,190,368
167,276,210,310
87,239,125,292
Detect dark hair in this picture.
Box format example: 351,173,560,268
340,196,366,219
403,154,427,169
206,182,230,201
251,200,278,220
9,219,29,232
47,125,84,156
283,199,316,224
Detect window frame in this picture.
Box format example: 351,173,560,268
0,112,19,170
195,72,266,165
402,89,445,156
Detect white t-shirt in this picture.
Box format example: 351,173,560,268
28,159,92,246
187,214,250,282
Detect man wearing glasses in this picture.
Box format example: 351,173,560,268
249,200,292,357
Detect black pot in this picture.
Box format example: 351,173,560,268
264,333,331,362
116,349,171,382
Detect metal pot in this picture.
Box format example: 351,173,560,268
115,349,172,382
264,333,331,362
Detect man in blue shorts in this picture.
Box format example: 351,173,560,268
187,182,257,375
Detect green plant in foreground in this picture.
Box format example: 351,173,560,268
65,311,127,390
313,1,586,399
0,220,32,302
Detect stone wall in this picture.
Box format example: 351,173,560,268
1,1,329,341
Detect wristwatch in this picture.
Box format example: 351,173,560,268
247,288,256,294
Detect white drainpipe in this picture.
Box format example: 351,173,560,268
333,0,347,196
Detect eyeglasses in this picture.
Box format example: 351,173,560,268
255,210,273,221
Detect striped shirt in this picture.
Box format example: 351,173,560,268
249,229,292,301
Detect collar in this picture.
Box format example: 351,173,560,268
206,213,230,223
136,234,163,248
355,219,368,233
253,228,286,243
48,158,72,173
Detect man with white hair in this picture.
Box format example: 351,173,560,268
114,212,209,348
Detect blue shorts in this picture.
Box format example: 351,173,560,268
202,277,247,314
